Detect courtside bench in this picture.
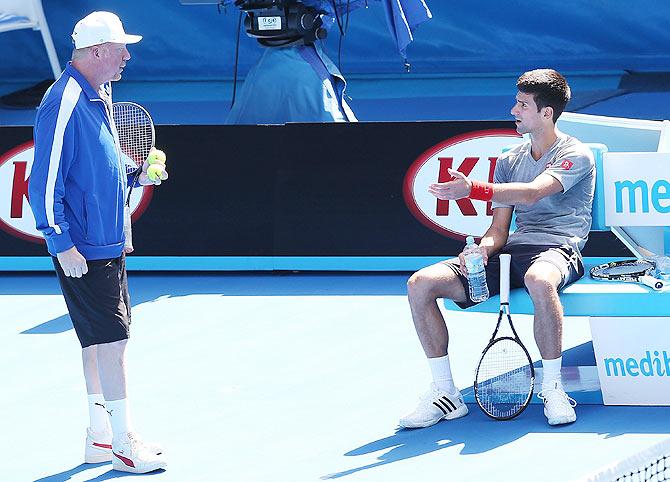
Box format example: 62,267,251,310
444,143,670,317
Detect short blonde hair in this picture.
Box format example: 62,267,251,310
71,47,91,61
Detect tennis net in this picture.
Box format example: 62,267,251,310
575,439,670,481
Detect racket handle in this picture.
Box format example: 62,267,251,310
123,205,133,250
640,275,665,291
499,253,511,304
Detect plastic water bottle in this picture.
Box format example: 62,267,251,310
463,236,489,302
652,255,670,282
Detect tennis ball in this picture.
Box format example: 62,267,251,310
147,164,164,183
147,149,166,165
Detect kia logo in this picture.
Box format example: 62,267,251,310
403,129,521,241
0,141,153,244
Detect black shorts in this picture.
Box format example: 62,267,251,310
53,254,131,348
444,244,584,309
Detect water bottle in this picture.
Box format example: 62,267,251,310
463,235,489,302
652,255,670,282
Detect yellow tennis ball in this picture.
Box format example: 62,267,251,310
147,164,164,182
147,149,166,165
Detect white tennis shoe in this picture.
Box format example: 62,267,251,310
112,432,166,473
538,381,577,425
85,427,113,463
85,428,163,464
399,383,468,429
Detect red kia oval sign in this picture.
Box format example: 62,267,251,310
403,129,521,241
0,141,153,244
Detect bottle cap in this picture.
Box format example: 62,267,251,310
466,235,474,245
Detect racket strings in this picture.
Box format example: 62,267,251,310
111,102,154,206
112,103,153,169
592,260,654,278
476,338,533,419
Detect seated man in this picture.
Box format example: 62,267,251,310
401,68,595,428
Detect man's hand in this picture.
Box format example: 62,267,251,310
57,246,88,278
138,147,168,186
428,168,472,200
457,244,489,276
138,160,168,185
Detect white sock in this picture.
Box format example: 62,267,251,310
542,356,563,391
428,354,457,393
88,393,110,433
105,398,132,438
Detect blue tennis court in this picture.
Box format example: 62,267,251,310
3,272,670,482
3,1,670,480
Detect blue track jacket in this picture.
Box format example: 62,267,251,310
29,64,128,260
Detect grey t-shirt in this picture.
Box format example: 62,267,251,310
492,134,595,252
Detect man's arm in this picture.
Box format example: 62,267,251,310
479,206,513,258
429,169,563,205
29,100,88,277
456,207,513,273
29,101,76,253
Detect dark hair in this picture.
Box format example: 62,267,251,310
516,69,571,123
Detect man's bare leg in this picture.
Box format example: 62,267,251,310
525,261,576,425
406,262,468,358
97,339,132,436
82,345,113,462
399,262,470,428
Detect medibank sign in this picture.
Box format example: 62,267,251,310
403,129,521,241
603,152,670,226
603,351,670,377
591,316,670,405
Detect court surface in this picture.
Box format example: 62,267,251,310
2,271,670,482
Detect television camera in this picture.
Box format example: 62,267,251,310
234,0,327,46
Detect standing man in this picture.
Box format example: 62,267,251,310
29,11,167,473
400,69,595,428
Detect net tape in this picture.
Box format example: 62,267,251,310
575,439,670,482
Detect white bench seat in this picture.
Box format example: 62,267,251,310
444,257,670,317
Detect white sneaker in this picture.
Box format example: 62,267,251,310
85,428,163,464
85,427,112,463
112,432,167,473
538,381,577,426
399,383,468,429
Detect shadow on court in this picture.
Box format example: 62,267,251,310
322,404,670,479
33,462,165,482
12,273,410,335
22,314,73,334
81,469,166,481
33,463,105,482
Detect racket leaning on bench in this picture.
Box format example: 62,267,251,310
474,253,535,420
590,259,665,291
112,101,155,205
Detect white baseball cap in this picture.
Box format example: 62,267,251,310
71,11,142,49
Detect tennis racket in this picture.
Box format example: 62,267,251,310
111,101,155,205
474,253,535,420
590,259,665,291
